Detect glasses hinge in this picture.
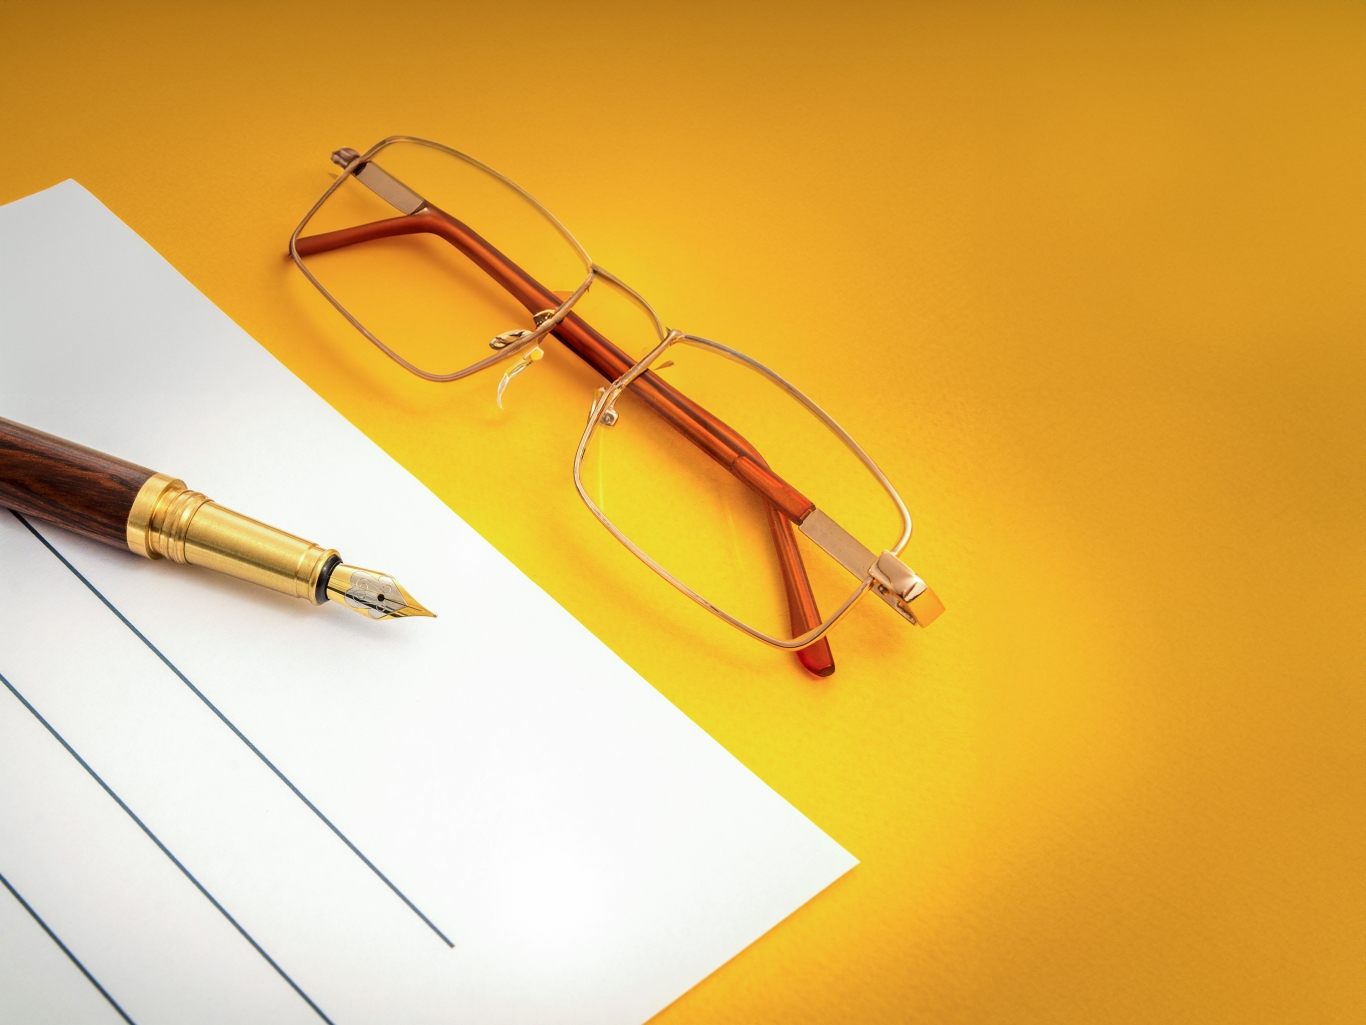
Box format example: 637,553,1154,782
869,551,945,627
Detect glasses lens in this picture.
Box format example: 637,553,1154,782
579,338,904,642
295,139,591,377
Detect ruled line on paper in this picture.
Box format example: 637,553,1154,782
0,868,139,1025
0,668,336,1025
14,510,455,950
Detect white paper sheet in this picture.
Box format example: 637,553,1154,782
0,181,856,1025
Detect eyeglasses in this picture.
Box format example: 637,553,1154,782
288,137,943,676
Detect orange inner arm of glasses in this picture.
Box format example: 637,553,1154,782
296,208,836,676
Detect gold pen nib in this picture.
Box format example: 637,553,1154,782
324,563,435,620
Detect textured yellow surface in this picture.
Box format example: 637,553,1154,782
2,3,1362,1021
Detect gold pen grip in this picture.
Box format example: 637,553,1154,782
0,416,427,619
126,473,336,604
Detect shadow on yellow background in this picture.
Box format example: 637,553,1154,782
2,2,1361,1021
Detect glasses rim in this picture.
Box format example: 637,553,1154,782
288,135,606,382
572,330,913,650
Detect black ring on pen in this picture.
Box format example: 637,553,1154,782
315,553,342,605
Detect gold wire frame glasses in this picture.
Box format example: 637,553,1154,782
289,137,943,676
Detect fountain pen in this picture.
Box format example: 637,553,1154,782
0,416,432,620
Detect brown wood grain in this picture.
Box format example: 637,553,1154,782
0,417,154,549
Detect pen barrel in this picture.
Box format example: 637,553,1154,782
0,416,155,547
129,474,337,604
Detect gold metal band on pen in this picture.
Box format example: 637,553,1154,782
125,472,181,559
126,472,337,604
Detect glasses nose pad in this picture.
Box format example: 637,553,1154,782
495,345,545,408
492,308,558,409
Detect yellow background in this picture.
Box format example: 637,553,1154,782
2,2,1362,1021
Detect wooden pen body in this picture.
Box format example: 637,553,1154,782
0,416,154,549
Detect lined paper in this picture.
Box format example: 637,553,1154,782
0,181,856,1024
